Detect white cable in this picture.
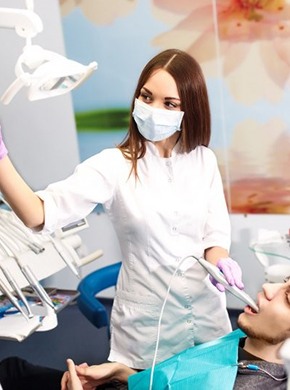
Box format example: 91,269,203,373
0,228,24,254
0,240,8,257
0,240,11,257
0,219,41,253
0,209,45,250
0,225,26,251
149,255,199,390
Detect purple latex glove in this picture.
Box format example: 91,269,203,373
210,257,244,292
0,126,8,160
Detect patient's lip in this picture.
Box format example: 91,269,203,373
244,303,259,315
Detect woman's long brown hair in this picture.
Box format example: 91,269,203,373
118,49,211,178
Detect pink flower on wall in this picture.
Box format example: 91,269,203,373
152,0,290,104
215,118,290,213
60,0,137,25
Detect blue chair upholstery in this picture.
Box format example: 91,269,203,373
77,262,121,330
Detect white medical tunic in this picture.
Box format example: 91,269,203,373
37,142,232,369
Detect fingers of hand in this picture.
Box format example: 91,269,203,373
218,258,244,289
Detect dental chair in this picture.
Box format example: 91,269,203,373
77,262,121,335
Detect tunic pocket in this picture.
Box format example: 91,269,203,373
110,289,161,366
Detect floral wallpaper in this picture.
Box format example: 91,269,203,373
60,0,290,214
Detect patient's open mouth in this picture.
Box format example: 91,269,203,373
244,304,258,314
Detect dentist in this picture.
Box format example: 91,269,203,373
0,49,244,370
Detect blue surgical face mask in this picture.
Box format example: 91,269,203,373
132,98,184,142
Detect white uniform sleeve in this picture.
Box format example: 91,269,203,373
36,149,119,234
202,150,231,252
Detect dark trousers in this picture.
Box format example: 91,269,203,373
0,357,63,390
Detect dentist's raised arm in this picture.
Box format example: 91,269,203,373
0,127,45,230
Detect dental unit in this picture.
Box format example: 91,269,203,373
0,227,55,310
0,202,103,334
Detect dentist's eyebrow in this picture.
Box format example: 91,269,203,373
141,87,152,96
141,87,180,102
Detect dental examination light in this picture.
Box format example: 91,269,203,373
0,1,97,104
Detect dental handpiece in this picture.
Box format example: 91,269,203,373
0,265,34,318
0,231,54,310
0,277,30,321
20,265,55,310
50,237,80,278
196,257,259,313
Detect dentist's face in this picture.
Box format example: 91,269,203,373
238,281,290,344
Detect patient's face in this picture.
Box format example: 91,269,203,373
238,281,290,344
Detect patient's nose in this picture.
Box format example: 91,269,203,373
262,282,284,299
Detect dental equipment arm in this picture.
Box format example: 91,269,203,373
49,236,80,278
0,238,34,318
0,229,55,310
0,264,33,318
20,264,54,309
0,276,29,320
196,257,259,312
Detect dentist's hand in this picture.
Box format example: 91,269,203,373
210,257,244,292
0,126,8,160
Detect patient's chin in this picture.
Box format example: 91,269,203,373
238,319,289,345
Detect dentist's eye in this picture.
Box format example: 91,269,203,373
164,100,181,110
139,89,153,103
165,101,177,109
140,93,151,102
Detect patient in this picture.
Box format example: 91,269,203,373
0,281,289,390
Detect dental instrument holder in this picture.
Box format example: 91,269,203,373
196,257,259,313
33,301,57,331
21,265,57,331
0,206,103,336
0,264,33,319
0,277,30,321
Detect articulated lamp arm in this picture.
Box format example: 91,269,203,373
0,7,42,39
